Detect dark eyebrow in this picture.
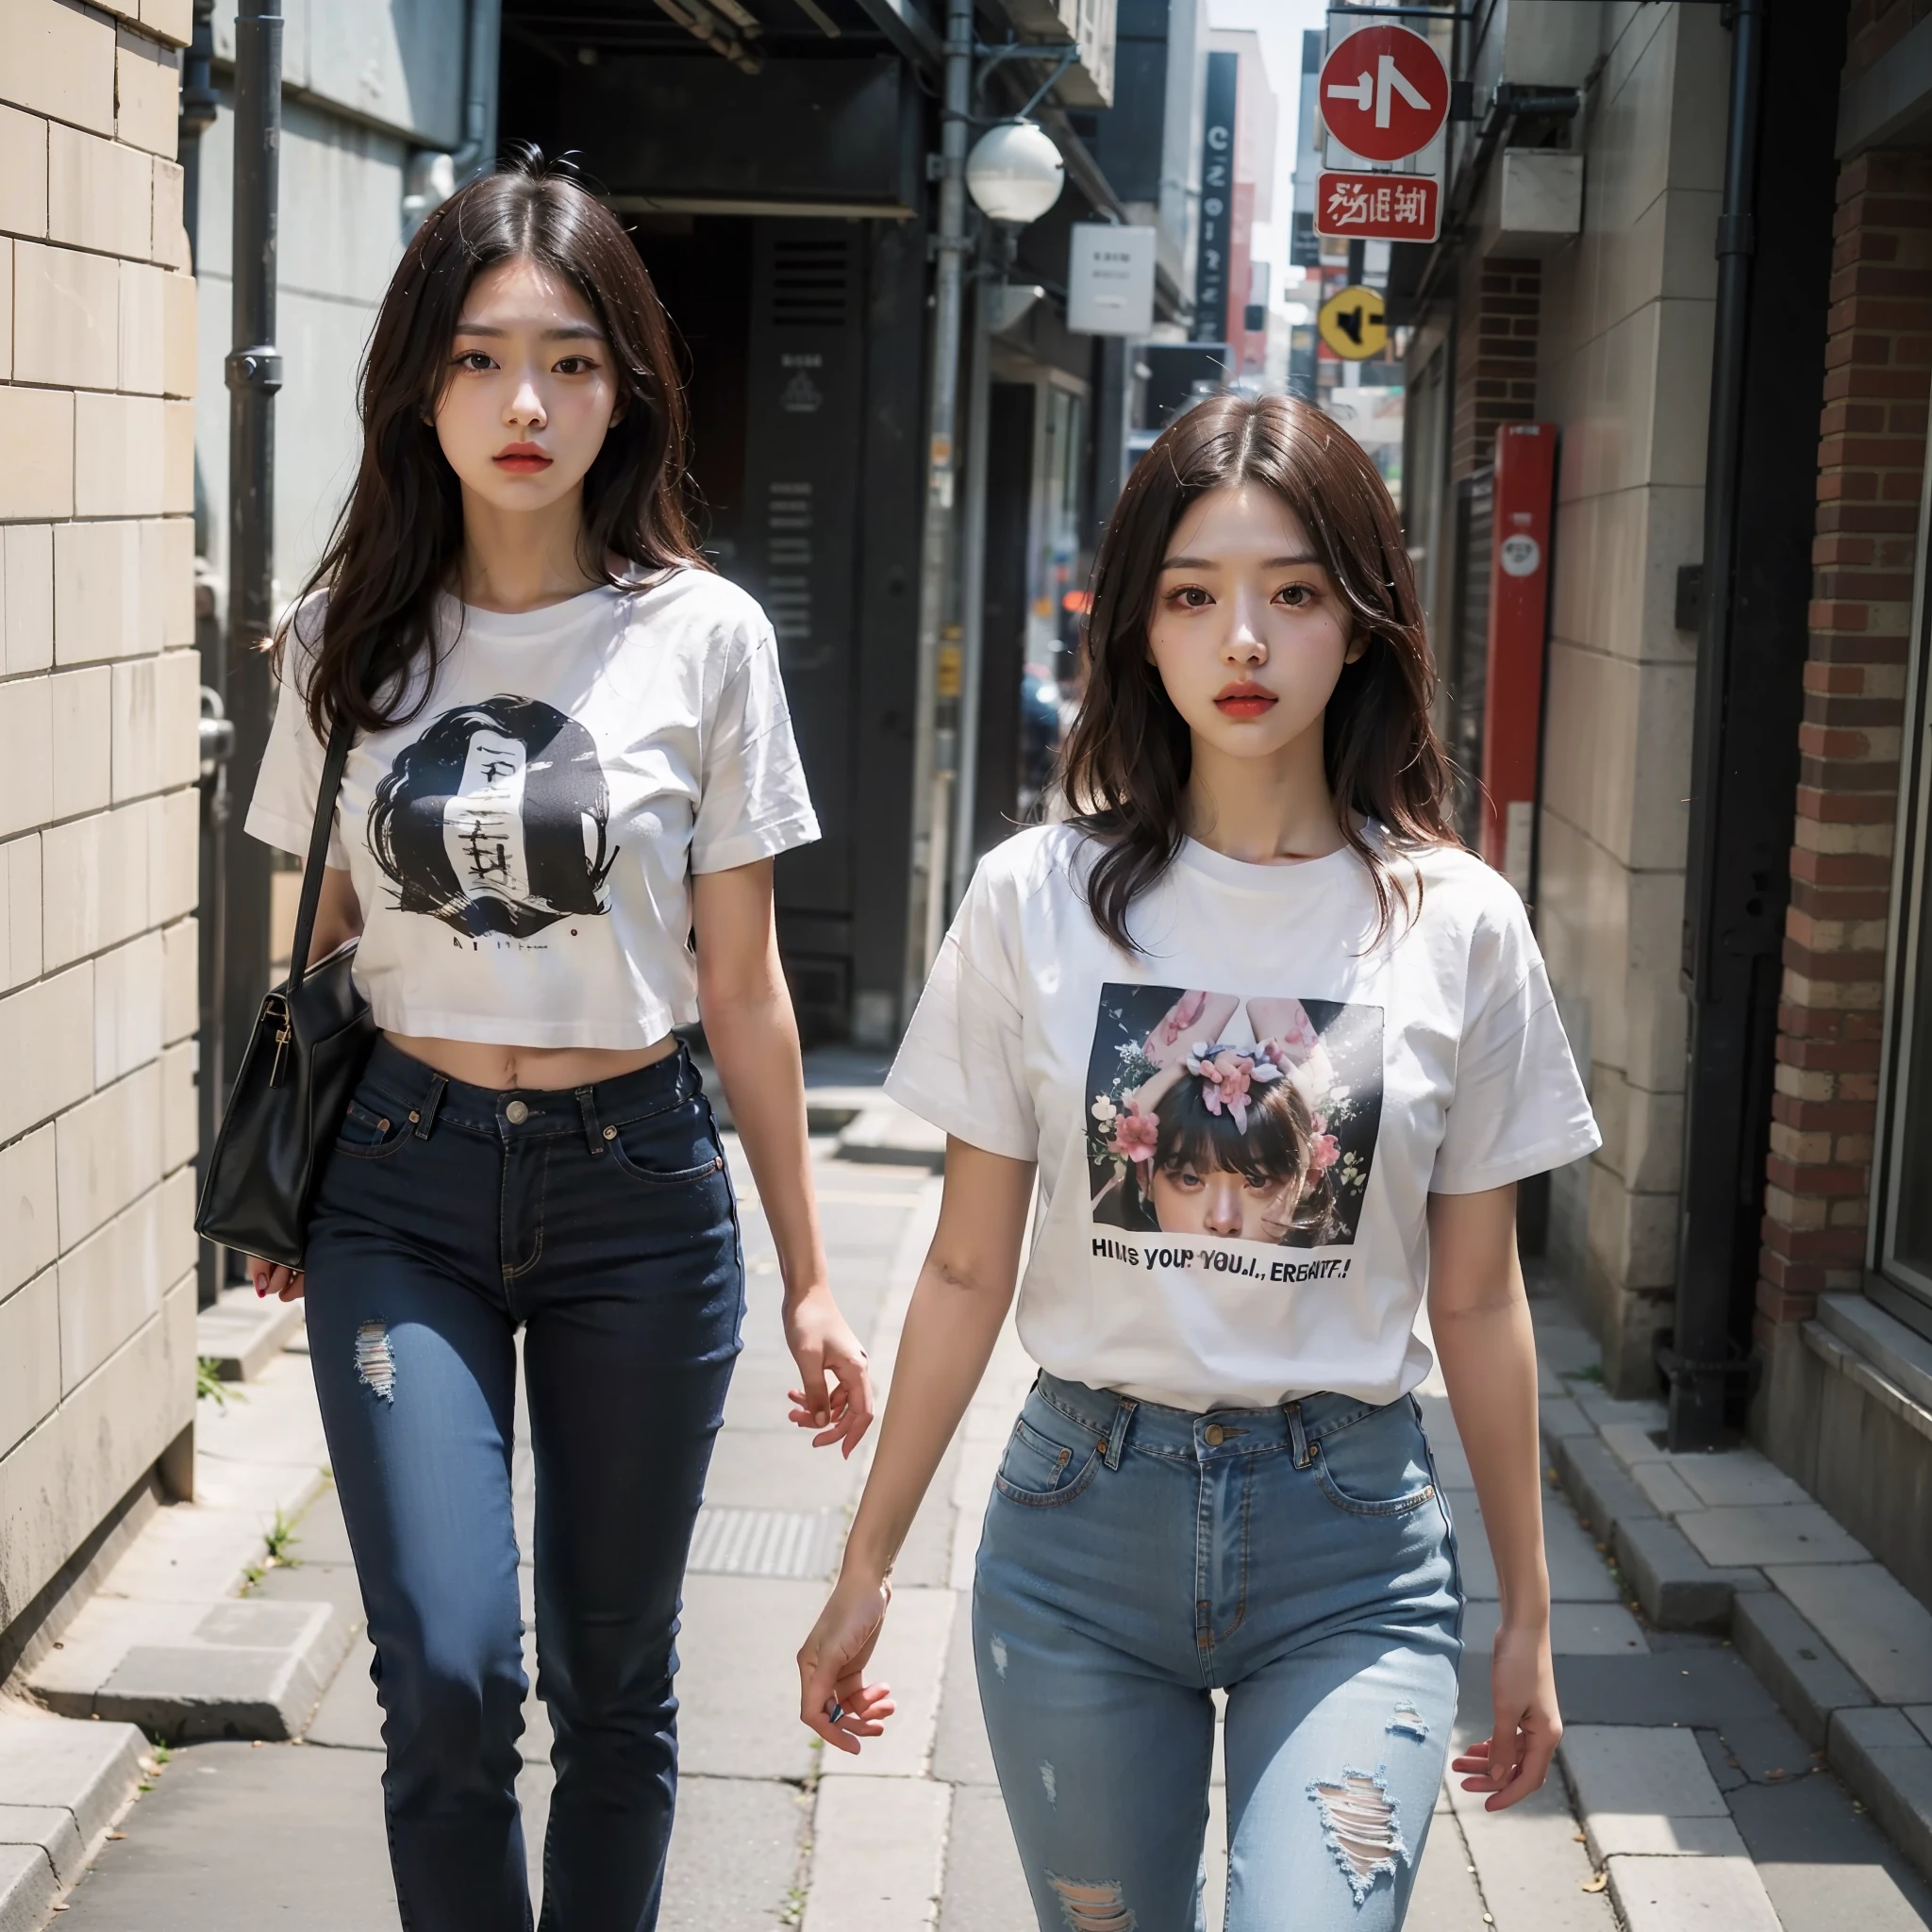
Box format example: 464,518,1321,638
451,322,607,341
1159,551,1324,570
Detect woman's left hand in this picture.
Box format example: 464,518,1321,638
1451,1619,1561,1810
783,1286,875,1457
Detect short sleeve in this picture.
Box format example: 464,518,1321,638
244,602,348,869
1431,893,1601,1194
884,858,1038,1163
690,619,821,874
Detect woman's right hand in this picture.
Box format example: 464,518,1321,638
247,1258,306,1302
797,1573,897,1755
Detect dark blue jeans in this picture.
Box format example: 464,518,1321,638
304,1037,743,1932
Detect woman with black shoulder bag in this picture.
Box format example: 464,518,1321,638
225,156,872,1931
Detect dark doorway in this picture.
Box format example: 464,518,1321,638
975,381,1036,858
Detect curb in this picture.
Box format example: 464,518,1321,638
195,1288,305,1382
0,1714,146,1929
1541,1406,1932,1889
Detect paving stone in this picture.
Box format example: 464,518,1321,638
305,1637,382,1752
1668,1450,1810,1511
818,1587,955,1781
0,1841,58,1932
1546,1432,1656,1542
1605,1853,1783,1931
1772,1564,1932,1706
675,1574,822,1781
937,1784,1035,1932
1630,1459,1703,1516
0,1806,84,1886
1559,1724,1743,1859
931,1586,998,1788
1445,1488,1621,1603
659,1775,808,1932
1446,1771,1613,1932
1542,1646,1781,1731
1731,1588,1873,1747
1676,1504,1871,1569
802,1775,949,1932
54,1741,392,1930
1714,1710,1822,1786
1830,1707,1932,1885
702,1424,863,1513
1913,1707,1932,1748
194,1288,304,1382
1462,1599,1649,1657
1577,1395,1666,1434
1538,1394,1597,1439
1611,1514,1764,1631
1696,1731,1750,1794
1728,1771,1932,1930
0,1716,146,1851
1404,1801,1491,1930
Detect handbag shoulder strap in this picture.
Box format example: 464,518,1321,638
284,707,355,1002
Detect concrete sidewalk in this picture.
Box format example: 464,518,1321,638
20,1120,1932,1930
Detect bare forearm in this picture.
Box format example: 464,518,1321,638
704,982,824,1297
842,1260,1010,1581
1433,1295,1549,1624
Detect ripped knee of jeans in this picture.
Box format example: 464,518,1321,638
355,1320,396,1402
1047,1875,1136,1932
1307,1765,1407,1905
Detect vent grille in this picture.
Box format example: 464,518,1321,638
765,480,813,647
687,1507,844,1579
771,239,853,326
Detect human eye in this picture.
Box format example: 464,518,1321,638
1275,580,1318,608
1169,1166,1204,1191
451,349,496,373
554,355,599,375
1163,583,1214,610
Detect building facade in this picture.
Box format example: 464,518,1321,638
0,0,200,1659
1400,0,1932,1605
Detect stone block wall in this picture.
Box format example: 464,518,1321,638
0,0,199,1640
1757,151,1931,1344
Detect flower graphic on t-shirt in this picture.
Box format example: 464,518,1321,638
1108,1100,1159,1165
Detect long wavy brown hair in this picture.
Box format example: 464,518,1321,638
287,152,704,741
1058,392,1456,951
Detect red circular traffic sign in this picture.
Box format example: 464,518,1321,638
1319,25,1449,165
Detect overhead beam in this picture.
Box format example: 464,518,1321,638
849,0,942,69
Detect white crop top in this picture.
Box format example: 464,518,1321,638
886,824,1601,1409
245,568,819,1048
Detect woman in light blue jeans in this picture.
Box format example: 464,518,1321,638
797,394,1601,1929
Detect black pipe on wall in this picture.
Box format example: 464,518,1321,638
219,0,284,1283
1671,0,1850,1448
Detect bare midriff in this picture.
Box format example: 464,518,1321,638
380,1030,680,1093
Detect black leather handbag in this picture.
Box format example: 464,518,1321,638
193,710,375,1269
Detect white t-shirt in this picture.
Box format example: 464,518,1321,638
246,568,819,1048
886,824,1601,1409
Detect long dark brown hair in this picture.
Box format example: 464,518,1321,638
1058,392,1456,951
288,152,703,741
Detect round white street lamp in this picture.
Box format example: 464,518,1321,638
964,120,1066,226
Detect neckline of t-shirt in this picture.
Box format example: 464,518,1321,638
440,568,680,641
1174,827,1377,892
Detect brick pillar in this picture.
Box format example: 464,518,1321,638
1758,152,1932,1343
1452,258,1541,478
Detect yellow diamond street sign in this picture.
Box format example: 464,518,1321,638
1318,284,1388,361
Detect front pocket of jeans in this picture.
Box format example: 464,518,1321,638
607,1102,728,1187
1310,1407,1437,1517
993,1415,1103,1508
332,1099,412,1160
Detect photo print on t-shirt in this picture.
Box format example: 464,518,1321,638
1086,984,1383,1278
365,695,618,941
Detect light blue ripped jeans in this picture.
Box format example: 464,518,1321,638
974,1372,1464,1931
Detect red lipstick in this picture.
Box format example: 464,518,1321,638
492,441,553,474
1214,680,1278,720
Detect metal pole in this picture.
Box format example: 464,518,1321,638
902,0,973,1018
950,271,992,910
220,0,283,1283
1671,0,1764,1450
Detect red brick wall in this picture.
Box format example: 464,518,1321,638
1844,0,1932,83
1757,151,1932,1342
1451,258,1540,479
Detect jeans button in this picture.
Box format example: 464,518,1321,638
1204,1424,1225,1447
505,1100,529,1124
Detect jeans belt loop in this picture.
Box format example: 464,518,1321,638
411,1073,448,1141
576,1084,606,1157
1103,1396,1137,1471
1287,1400,1313,1470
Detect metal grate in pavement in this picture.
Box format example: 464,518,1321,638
687,1507,845,1579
